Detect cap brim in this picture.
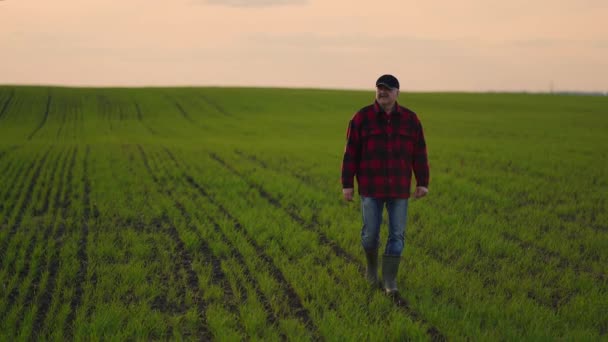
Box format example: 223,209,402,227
376,83,397,89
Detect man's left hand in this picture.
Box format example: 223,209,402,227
413,186,428,199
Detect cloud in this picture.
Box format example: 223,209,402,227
204,0,307,8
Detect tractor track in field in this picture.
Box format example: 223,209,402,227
13,148,70,335
65,146,91,338
133,102,159,136
27,93,52,140
136,145,212,340
199,95,231,117
160,149,321,339
172,100,197,125
161,148,294,336
215,152,446,342
166,95,205,129
0,88,15,120
31,147,77,337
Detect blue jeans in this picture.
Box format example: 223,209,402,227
361,196,409,256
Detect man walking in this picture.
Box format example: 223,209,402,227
341,74,429,295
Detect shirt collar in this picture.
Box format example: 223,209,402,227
373,101,401,116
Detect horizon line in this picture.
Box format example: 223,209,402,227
1,83,607,96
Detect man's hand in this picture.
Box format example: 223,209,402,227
413,186,428,199
343,188,354,201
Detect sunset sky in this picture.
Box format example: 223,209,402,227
1,0,607,92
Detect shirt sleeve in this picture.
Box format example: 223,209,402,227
413,117,430,188
341,115,360,189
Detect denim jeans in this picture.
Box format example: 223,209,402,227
361,196,409,256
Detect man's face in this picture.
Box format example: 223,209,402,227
376,85,399,108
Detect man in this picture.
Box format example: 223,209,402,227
341,74,429,295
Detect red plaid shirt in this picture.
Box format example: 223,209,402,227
341,101,429,198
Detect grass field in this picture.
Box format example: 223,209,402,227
0,85,606,340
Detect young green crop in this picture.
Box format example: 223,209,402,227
0,85,606,340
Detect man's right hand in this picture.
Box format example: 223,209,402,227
343,188,354,201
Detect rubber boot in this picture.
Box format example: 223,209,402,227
382,255,401,295
364,249,379,287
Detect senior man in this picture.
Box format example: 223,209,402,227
341,74,430,295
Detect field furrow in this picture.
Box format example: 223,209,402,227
0,150,47,225
158,150,284,338
146,145,319,339
159,148,310,339
161,213,214,340
135,145,214,339
158,148,323,339
0,146,25,191
12,148,71,339
0,148,51,262
31,147,78,340
0,148,63,339
64,146,91,338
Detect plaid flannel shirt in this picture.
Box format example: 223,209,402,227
341,101,429,198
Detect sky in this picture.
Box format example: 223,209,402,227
1,0,607,92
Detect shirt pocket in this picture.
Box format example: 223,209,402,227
361,128,385,153
396,129,415,157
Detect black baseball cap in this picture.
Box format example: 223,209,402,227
376,74,400,90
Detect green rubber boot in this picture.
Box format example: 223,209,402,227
365,249,379,286
382,255,401,295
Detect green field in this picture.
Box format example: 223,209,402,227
0,86,606,340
